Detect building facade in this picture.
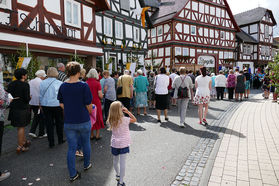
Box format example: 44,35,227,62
144,0,239,73
0,0,109,73
95,0,148,71
234,7,277,73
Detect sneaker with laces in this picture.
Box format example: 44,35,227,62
28,133,37,138
38,134,47,139
0,171,10,182
70,172,81,182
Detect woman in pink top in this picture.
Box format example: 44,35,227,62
107,101,136,186
227,69,236,100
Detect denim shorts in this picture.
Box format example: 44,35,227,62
111,146,130,156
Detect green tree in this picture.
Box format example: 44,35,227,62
269,53,279,94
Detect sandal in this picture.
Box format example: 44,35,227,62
23,140,31,148
16,145,29,154
202,119,208,126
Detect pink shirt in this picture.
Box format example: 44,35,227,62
111,117,131,148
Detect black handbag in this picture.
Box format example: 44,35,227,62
117,78,123,95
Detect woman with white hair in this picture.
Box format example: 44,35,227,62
86,69,104,140
133,69,149,115
40,67,63,148
28,70,47,138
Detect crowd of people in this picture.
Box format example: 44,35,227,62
0,62,278,184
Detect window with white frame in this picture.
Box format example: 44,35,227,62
220,31,225,39
191,25,196,35
134,27,140,42
104,17,112,37
157,25,163,36
115,21,123,39
183,48,189,56
175,47,181,55
151,28,156,37
64,0,81,28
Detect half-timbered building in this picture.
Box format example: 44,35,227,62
95,0,148,71
144,0,239,72
0,0,109,68
234,7,277,73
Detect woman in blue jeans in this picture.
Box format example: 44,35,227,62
57,61,93,182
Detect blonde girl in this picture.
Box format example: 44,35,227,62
107,101,136,186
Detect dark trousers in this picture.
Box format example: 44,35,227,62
228,87,235,100
29,106,45,136
118,97,131,110
216,87,225,100
104,99,114,121
42,106,64,147
0,121,4,155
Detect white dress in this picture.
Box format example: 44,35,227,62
194,75,211,104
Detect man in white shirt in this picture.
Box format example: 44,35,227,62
169,68,178,106
29,70,47,138
215,70,227,100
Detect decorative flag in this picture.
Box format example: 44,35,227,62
141,7,151,28
17,57,31,69
126,63,131,70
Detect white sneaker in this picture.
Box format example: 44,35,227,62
38,134,47,139
28,133,37,138
0,171,10,182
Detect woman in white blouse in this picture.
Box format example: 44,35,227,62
154,68,170,123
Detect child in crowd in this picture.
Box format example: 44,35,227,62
107,101,136,186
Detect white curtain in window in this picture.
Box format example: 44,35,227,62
73,3,78,25
66,1,72,24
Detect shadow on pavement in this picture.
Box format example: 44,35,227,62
159,121,220,140
206,125,246,138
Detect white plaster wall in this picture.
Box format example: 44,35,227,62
18,0,37,7
83,5,92,23
44,0,60,15
0,12,10,24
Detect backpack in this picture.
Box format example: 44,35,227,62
177,76,189,99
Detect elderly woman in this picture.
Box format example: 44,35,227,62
215,71,227,100
134,69,149,115
235,70,246,101
7,68,31,153
86,69,104,140
227,69,236,100
58,62,93,181
172,67,193,127
40,67,63,148
155,68,170,123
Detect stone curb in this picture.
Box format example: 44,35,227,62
171,101,241,186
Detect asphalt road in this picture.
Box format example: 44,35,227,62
0,99,233,186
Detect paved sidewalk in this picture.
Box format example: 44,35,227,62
208,94,279,186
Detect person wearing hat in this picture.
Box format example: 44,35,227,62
28,70,47,138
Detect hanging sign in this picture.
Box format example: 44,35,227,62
198,56,215,67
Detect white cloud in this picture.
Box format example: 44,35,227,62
227,0,279,36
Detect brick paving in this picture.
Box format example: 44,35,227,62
208,94,279,186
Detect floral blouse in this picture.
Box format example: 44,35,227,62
227,74,236,88
0,84,10,121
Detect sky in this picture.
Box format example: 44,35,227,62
227,0,279,36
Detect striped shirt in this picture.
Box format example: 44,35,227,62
111,117,131,148
58,71,67,82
